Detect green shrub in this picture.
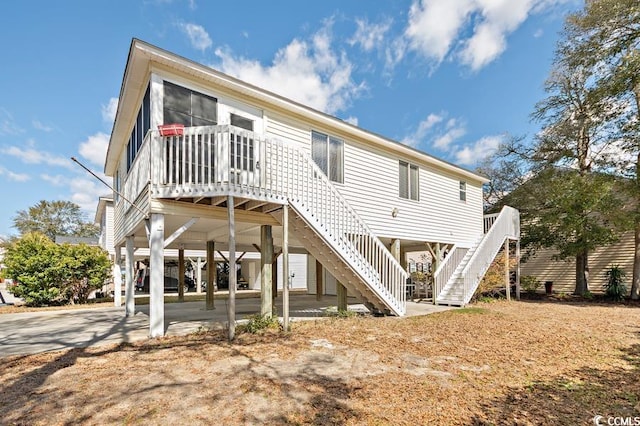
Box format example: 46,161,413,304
604,265,627,301
4,232,111,306
244,314,281,334
521,275,541,294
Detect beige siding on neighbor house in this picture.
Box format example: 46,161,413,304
521,232,635,294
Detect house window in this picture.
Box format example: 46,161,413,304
399,161,419,200
230,114,255,174
311,130,344,183
230,113,253,132
459,181,467,202
163,81,217,127
126,84,151,172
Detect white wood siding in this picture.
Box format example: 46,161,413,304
265,115,484,246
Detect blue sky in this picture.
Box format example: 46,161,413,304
0,0,580,238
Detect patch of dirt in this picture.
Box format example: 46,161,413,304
2,300,640,424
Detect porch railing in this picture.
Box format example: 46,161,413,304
134,125,407,315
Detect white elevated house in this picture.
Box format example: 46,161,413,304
105,39,520,337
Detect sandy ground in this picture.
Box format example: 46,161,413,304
2,299,640,425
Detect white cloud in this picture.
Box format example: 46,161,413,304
40,173,111,214
401,113,444,146
0,166,30,182
403,0,568,72
101,97,118,124
0,108,24,136
41,173,67,186
214,22,364,115
32,120,53,132
79,132,110,166
405,0,475,65
2,145,72,169
179,22,212,51
432,118,466,150
343,116,359,126
70,177,111,212
458,1,533,71
349,18,392,52
533,28,544,38
455,134,504,165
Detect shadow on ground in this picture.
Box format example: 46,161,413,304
471,343,640,425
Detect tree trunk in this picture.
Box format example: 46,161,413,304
574,250,589,295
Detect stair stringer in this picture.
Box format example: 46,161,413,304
285,200,405,316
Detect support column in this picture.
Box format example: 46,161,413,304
337,282,348,312
260,225,273,317
282,204,290,331
516,239,521,301
504,239,511,301
149,213,165,338
434,242,442,272
399,247,408,271
125,236,135,317
272,253,278,302
227,195,236,341
315,260,323,301
206,241,215,310
113,246,122,307
391,239,401,263
178,247,185,302
196,257,203,293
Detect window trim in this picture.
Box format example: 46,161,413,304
459,181,467,202
399,160,419,201
311,130,344,184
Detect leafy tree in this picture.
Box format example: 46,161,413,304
3,233,63,306
13,200,99,241
483,43,628,295
57,243,111,304
3,232,111,306
564,0,640,298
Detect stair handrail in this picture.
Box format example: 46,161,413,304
262,135,408,314
460,205,519,304
433,245,469,301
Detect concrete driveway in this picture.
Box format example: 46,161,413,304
0,294,454,357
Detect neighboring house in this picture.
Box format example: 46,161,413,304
105,39,519,336
521,232,634,294
54,236,99,245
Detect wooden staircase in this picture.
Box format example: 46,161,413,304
435,206,520,306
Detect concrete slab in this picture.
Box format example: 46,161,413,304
0,295,455,357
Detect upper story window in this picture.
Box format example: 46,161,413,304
459,181,467,202
126,84,151,171
399,161,419,201
230,113,253,131
311,130,344,183
163,81,217,127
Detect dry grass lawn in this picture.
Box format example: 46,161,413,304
2,299,640,425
